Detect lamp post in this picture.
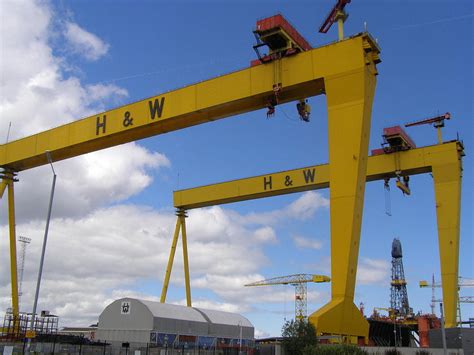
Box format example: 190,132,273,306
238,321,242,355
28,151,57,353
440,302,448,355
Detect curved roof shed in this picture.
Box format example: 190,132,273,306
97,298,254,344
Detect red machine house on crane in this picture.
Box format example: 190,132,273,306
251,14,313,120
371,112,454,196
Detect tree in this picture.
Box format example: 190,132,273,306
281,319,318,355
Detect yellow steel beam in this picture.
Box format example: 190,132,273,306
0,180,6,198
0,34,380,173
173,140,464,331
160,217,181,303
180,215,192,307
4,174,19,317
174,142,460,209
311,57,376,340
432,144,463,328
171,40,380,339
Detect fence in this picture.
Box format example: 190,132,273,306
0,342,253,354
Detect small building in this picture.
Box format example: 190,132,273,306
96,298,254,350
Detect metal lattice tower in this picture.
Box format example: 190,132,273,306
18,236,31,310
390,238,412,317
245,274,330,321
420,276,474,324
293,281,307,320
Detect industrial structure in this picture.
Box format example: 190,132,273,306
405,112,451,145
367,240,440,348
170,123,464,341
96,298,254,351
420,276,474,325
390,238,413,318
17,236,31,311
1,310,58,342
245,274,330,320
0,5,465,346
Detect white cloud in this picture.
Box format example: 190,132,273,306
0,0,51,104
0,204,283,326
85,83,128,101
173,299,242,314
4,143,170,222
255,329,271,339
238,191,329,226
254,227,277,244
285,191,329,219
64,22,110,61
0,1,127,141
292,235,323,250
0,0,171,222
306,256,390,285
357,258,390,285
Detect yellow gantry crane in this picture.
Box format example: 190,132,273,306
244,274,330,321
0,12,463,343
420,276,474,324
172,133,464,338
0,15,381,340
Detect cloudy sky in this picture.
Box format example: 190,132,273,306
0,0,472,337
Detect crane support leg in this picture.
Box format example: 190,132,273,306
160,209,192,306
180,214,192,307
0,179,6,197
309,66,376,341
1,172,20,319
160,216,182,303
432,150,462,328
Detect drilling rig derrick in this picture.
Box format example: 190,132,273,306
390,238,413,319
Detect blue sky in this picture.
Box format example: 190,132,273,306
0,0,472,337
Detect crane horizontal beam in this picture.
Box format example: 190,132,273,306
174,141,462,209
0,33,380,172
420,281,474,288
245,274,330,287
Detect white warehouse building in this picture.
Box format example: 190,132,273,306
96,298,254,350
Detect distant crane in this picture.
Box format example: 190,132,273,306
419,276,474,325
459,296,473,303
17,236,31,311
319,0,352,40
405,112,451,144
245,274,330,321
